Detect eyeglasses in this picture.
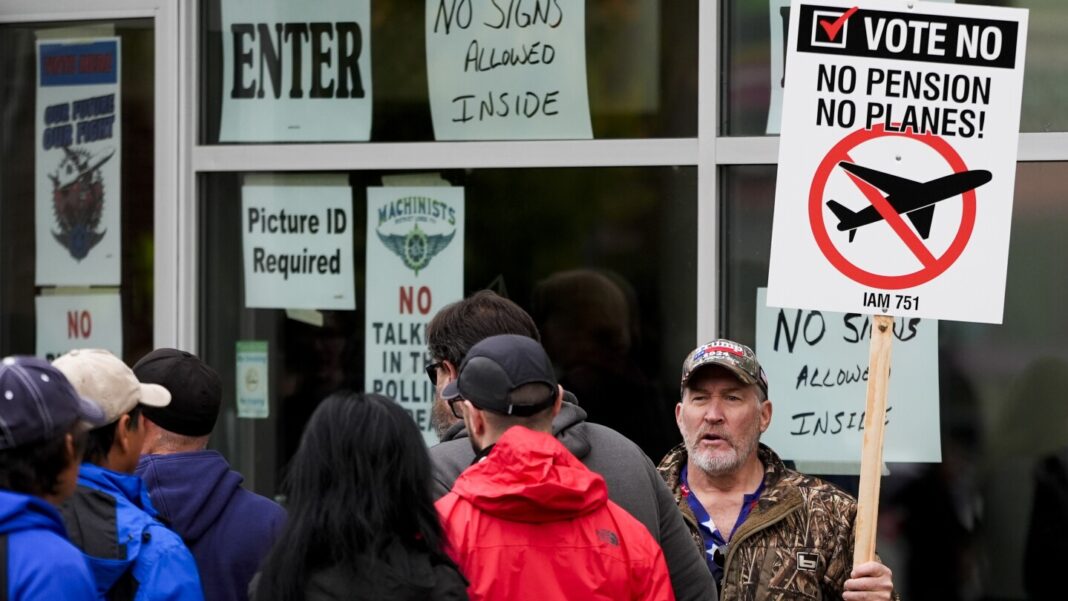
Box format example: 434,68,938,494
425,361,444,385
447,396,465,419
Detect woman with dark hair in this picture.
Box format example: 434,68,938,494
254,391,468,601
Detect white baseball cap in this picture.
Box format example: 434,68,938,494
53,349,171,425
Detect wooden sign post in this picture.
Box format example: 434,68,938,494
853,314,894,566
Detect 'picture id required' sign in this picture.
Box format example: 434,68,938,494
766,0,1028,324
241,174,355,310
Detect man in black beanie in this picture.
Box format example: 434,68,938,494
133,348,285,601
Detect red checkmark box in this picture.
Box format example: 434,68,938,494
820,6,859,42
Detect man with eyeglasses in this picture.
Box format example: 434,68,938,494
658,339,897,600
425,290,718,601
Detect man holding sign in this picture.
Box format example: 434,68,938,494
658,340,896,600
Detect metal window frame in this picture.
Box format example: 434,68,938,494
1,0,182,352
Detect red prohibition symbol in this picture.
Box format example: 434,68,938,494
809,124,977,290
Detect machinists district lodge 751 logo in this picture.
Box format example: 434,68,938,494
376,195,457,276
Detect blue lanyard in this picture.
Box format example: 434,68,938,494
680,464,765,580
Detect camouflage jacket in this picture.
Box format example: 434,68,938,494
659,443,895,600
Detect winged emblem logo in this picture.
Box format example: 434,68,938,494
376,223,455,276
48,145,113,261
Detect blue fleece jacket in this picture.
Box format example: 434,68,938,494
0,489,96,600
136,451,285,601
67,463,204,601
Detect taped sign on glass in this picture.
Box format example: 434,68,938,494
220,0,372,141
766,0,1028,324
241,174,355,310
35,291,123,361
236,341,269,419
426,0,592,140
754,288,941,464
35,37,122,286
364,187,464,445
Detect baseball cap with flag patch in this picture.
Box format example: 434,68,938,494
681,339,769,396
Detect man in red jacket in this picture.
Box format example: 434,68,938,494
436,334,675,601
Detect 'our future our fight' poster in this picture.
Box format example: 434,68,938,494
36,37,122,286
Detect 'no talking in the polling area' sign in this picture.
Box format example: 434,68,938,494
767,0,1028,324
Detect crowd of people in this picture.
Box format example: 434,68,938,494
0,290,897,600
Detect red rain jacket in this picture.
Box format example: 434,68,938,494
436,426,675,601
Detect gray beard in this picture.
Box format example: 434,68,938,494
686,432,760,477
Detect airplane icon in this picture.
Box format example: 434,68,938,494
826,161,992,242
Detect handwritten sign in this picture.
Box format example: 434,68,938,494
364,186,464,444
426,0,592,140
755,288,941,463
35,38,122,286
241,174,355,310
220,0,372,141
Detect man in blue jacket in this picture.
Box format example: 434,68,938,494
54,349,204,601
134,348,285,601
0,355,105,600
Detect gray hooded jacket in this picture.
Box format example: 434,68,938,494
429,397,718,601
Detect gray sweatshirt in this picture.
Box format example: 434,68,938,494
429,398,718,601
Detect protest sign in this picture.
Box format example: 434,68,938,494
36,291,122,360
35,37,121,286
755,288,940,465
426,0,592,140
241,174,356,310
766,0,1028,324
364,186,464,445
766,0,1028,564
220,0,372,141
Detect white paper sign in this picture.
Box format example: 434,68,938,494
35,38,122,286
241,174,355,310
365,186,464,445
755,288,941,464
236,340,269,419
426,0,592,140
220,0,372,141
35,292,122,361
766,0,1028,324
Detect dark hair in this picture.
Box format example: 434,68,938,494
83,405,141,465
427,290,540,366
0,422,85,498
255,392,452,601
